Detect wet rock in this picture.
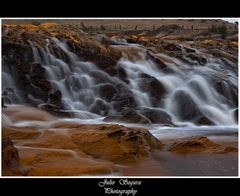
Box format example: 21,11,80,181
49,90,62,104
2,96,11,105
2,97,7,108
162,42,182,52
146,50,167,69
173,89,201,120
195,116,214,125
38,103,68,114
32,79,51,92
89,70,113,83
105,108,173,125
214,81,238,107
211,49,238,64
95,34,117,45
138,107,173,125
173,90,214,125
3,118,163,175
70,124,162,162
104,110,152,124
66,37,121,69
2,137,24,176
30,62,45,77
184,47,196,53
113,83,137,112
233,108,238,123
103,65,128,82
166,136,238,154
138,74,166,106
186,53,207,65
221,146,238,153
96,83,117,101
89,99,110,116
167,136,219,153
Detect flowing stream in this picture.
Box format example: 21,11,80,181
2,36,238,140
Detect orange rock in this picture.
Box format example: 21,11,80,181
166,136,238,154
2,137,24,176
2,119,162,176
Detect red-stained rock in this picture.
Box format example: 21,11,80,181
2,137,24,176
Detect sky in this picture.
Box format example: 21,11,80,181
222,18,238,23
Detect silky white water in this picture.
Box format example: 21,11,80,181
2,37,238,134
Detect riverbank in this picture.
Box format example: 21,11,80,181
2,105,238,176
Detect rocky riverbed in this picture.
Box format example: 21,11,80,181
2,20,238,176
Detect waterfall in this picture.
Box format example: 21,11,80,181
2,37,238,126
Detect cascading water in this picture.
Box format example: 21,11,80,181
2,36,238,133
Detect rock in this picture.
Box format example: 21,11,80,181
95,83,117,101
29,62,45,77
211,49,238,64
2,137,24,176
104,108,173,125
89,70,113,83
146,50,167,69
2,25,123,107
173,89,196,117
2,115,163,175
167,136,219,153
89,99,110,115
186,53,207,65
69,124,162,162
112,83,137,112
2,97,7,108
66,35,121,69
49,90,62,104
138,107,173,125
138,74,166,106
104,110,152,124
172,89,214,125
162,42,182,52
221,146,238,153
166,135,238,154
214,81,238,107
95,34,117,45
184,47,196,53
195,116,214,126
103,65,128,82
233,108,238,123
38,103,73,118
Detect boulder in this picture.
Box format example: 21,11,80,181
2,97,7,108
138,74,166,106
195,116,214,126
214,81,238,107
104,110,152,124
112,83,137,112
49,90,62,104
167,136,219,153
89,70,113,84
138,107,173,125
2,119,163,175
69,124,162,162
95,83,117,101
103,65,128,82
186,53,207,65
233,108,238,123
2,137,24,176
173,89,214,125
29,62,45,77
162,42,182,52
89,99,110,115
146,50,167,69
166,136,238,154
